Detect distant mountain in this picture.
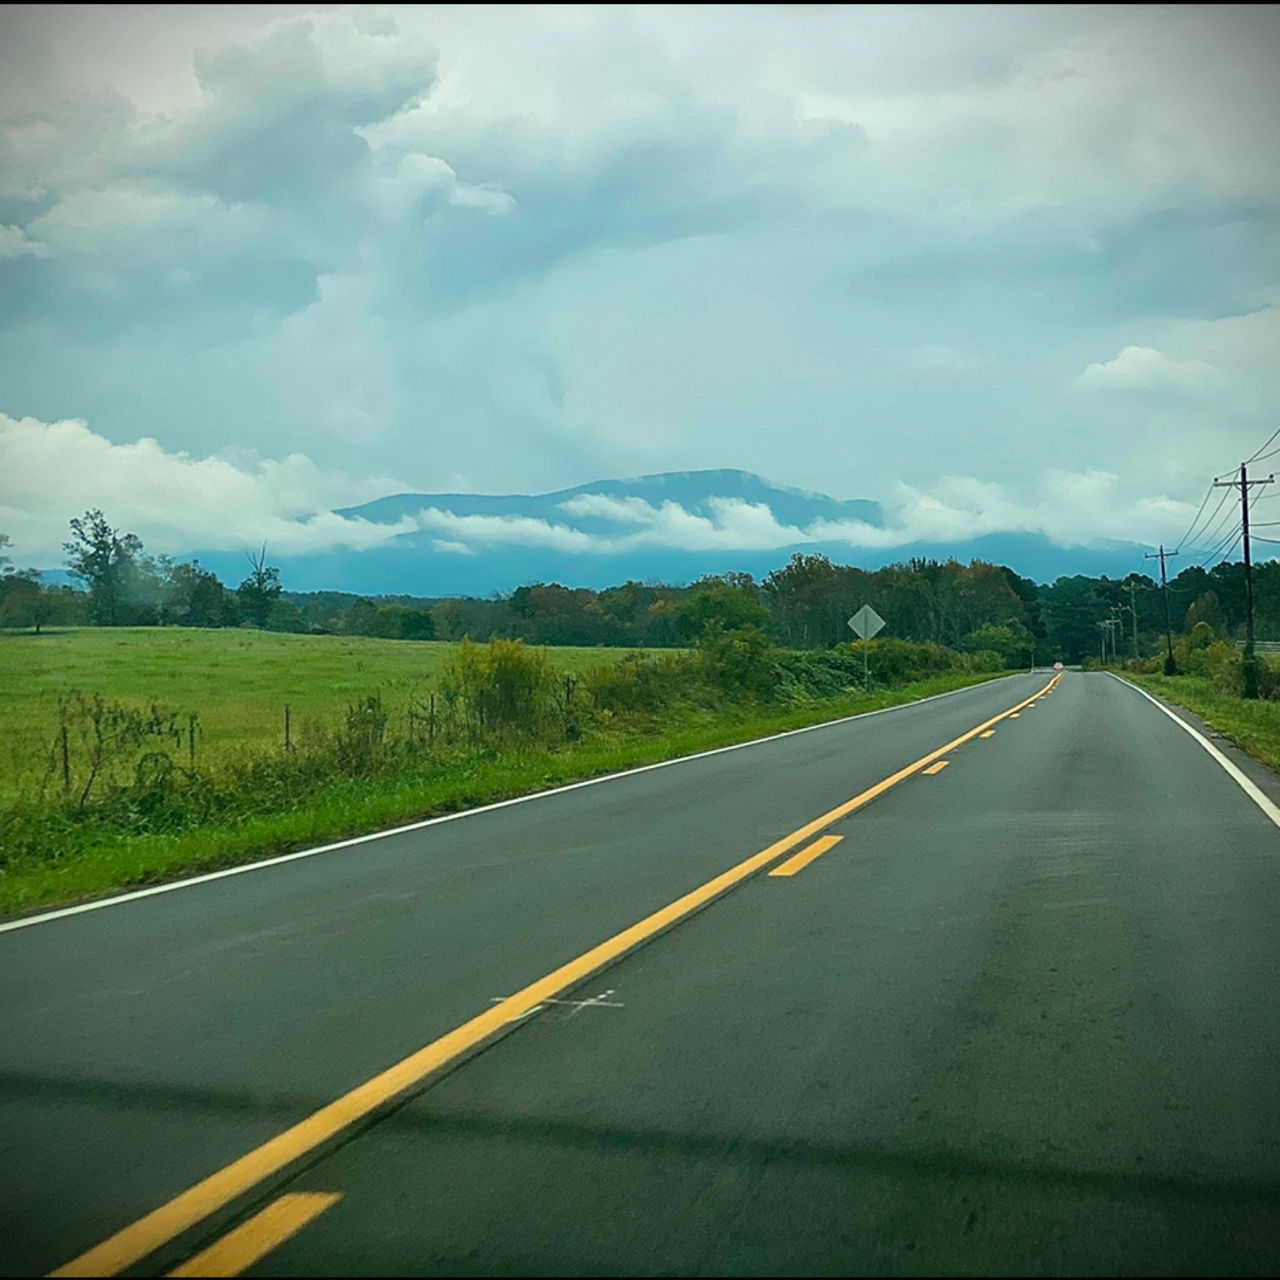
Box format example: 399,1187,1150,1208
337,469,883,531
182,469,1151,595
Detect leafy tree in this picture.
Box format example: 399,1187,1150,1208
344,598,379,636
372,605,435,640
267,599,307,633
964,620,1035,669
64,509,144,626
1185,590,1226,638
675,575,769,643
167,561,230,628
1041,575,1106,663
236,546,283,629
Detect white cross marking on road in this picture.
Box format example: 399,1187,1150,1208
488,988,624,1020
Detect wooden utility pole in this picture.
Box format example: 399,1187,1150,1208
1214,463,1275,698
1145,545,1179,675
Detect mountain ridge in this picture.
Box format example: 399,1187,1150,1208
171,468,1152,594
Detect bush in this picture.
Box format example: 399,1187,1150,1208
839,637,963,685
582,651,694,715
438,637,558,741
697,624,779,699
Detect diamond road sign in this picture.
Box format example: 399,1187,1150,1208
848,605,886,640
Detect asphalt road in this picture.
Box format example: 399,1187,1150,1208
3,672,1279,1275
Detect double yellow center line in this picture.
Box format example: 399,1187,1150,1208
52,672,1059,1278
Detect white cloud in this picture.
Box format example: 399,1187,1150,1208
414,508,596,554
1077,345,1216,392
420,477,1201,557
0,412,410,564
0,224,48,258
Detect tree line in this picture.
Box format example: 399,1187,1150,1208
0,510,1273,663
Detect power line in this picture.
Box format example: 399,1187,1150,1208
1193,521,1243,568
1172,482,1216,552
1184,501,1239,558
1247,426,1280,463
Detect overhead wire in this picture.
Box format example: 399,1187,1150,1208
1178,484,1234,554
1246,426,1280,463
1171,482,1217,553
1184,504,1240,560
1194,523,1243,569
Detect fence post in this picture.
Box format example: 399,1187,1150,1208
429,693,436,745
284,704,292,752
188,713,197,769
61,723,71,796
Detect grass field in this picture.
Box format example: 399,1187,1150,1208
0,627,650,801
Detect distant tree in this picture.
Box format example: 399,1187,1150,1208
964,620,1034,669
371,605,435,640
432,599,470,640
266,599,307,633
675,575,769,643
236,546,283,629
167,561,229,628
1042,575,1105,663
1185,591,1226,638
0,575,48,631
344,598,379,636
64,510,144,626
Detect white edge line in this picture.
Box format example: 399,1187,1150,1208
1,673,1029,936
1107,672,1280,830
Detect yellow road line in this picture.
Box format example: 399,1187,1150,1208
50,672,1058,1279
1009,712,1021,718
980,730,996,739
768,835,843,877
922,760,949,775
167,1193,340,1279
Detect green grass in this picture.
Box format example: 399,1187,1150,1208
0,642,1008,919
0,628,657,803
1126,672,1280,774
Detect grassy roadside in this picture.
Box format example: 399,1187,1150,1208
0,669,1009,920
1125,672,1280,774
0,628,660,802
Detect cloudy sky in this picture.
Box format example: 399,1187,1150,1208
1,4,1278,567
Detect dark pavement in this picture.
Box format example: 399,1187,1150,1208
3,673,1279,1275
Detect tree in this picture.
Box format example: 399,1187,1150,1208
64,510,146,626
1185,591,1226,638
1042,575,1106,663
675,575,769,643
344,597,379,636
267,599,307,633
0,576,51,632
167,561,230,628
236,546,283,629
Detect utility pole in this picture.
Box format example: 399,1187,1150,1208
1214,463,1275,698
1128,578,1140,659
1145,545,1179,675
1109,609,1128,665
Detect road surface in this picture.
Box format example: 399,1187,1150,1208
2,671,1278,1275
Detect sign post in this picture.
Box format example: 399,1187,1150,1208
848,604,886,691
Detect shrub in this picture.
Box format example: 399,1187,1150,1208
582,651,691,714
697,624,779,699
438,637,557,741
839,637,963,685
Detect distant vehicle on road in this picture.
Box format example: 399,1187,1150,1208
1053,661,1064,670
